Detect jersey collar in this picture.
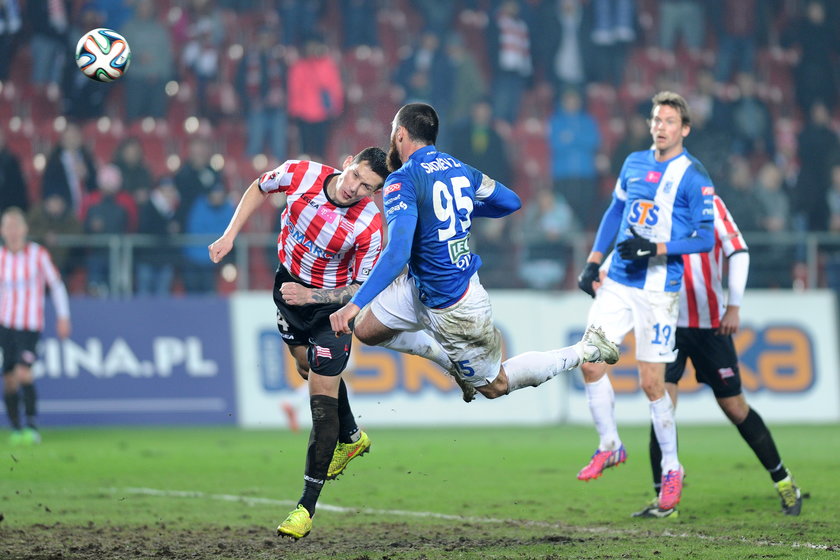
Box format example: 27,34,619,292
408,145,437,161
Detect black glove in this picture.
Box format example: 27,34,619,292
577,261,600,298
617,227,657,260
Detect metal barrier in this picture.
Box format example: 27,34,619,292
46,231,840,296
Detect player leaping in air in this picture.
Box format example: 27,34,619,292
209,147,389,541
330,102,618,405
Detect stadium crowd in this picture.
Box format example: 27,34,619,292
0,0,838,295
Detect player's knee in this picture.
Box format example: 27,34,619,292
580,361,607,383
477,375,507,399
639,377,663,399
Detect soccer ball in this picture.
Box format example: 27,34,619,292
75,28,131,83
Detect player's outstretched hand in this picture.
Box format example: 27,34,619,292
577,262,600,298
617,226,657,260
280,282,312,306
208,236,233,263
330,303,361,336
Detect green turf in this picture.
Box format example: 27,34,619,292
2,424,838,559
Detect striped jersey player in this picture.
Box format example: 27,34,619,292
679,195,747,329
1,207,71,445
575,92,715,514
208,148,390,540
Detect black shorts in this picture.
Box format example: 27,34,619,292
0,326,40,374
273,266,352,377
665,327,742,398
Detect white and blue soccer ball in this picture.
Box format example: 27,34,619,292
75,28,131,83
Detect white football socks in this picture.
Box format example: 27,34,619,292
502,347,582,393
650,392,680,472
584,374,622,451
378,330,452,371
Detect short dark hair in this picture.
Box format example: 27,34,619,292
651,91,691,126
353,146,389,184
395,103,439,145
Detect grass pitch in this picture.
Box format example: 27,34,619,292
2,423,838,559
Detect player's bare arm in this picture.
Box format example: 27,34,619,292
208,179,267,263
280,282,361,306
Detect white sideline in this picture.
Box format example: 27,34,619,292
108,487,832,552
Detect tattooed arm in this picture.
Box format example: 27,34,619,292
279,282,361,306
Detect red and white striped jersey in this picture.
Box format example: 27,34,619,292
259,160,383,289
678,196,747,329
0,242,70,332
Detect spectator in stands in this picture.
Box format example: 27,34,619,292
61,5,111,121
827,165,840,233
0,0,21,81
89,0,134,31
41,123,99,218
469,216,517,290
83,164,131,296
711,0,764,83
395,31,452,117
610,113,650,178
112,137,154,204
448,98,512,188
518,188,578,290
549,0,589,90
683,102,730,186
342,0,379,48
121,0,174,121
589,0,635,86
727,72,775,160
181,1,225,118
236,24,288,161
443,34,485,123
287,33,344,160
182,182,234,293
685,68,727,131
414,0,455,38
547,87,601,229
795,101,840,231
489,1,533,124
754,162,791,233
750,162,794,289
27,194,83,279
782,0,839,113
658,0,704,53
718,156,760,233
278,0,322,47
174,136,223,226
0,129,28,214
136,177,180,296
824,164,840,291
25,0,69,89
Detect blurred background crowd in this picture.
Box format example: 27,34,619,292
0,0,838,296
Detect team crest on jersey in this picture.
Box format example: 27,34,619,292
645,171,662,182
627,199,659,227
448,234,472,271
384,182,401,195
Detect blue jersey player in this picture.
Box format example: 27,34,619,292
574,92,715,514
330,103,619,401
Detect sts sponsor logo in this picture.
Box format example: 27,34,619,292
627,200,658,227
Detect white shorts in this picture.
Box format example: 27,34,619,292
587,276,679,363
368,273,502,387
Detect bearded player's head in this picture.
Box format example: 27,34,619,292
388,103,439,172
